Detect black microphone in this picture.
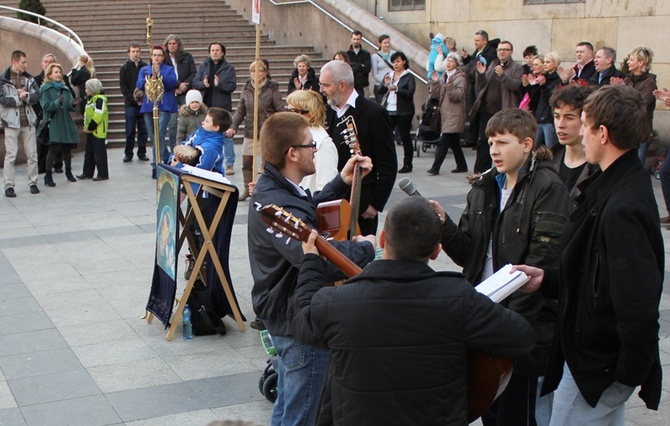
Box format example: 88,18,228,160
398,177,422,197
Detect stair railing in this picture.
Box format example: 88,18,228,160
0,5,85,54
266,0,427,84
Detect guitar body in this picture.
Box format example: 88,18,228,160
467,351,514,422
258,203,513,421
316,200,360,241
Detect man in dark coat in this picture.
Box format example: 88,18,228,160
248,112,375,426
461,29,500,149
346,30,372,96
320,60,397,236
517,85,664,424
590,47,625,86
293,196,535,425
118,43,148,162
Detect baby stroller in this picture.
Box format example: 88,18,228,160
258,330,278,402
650,150,666,180
414,95,441,157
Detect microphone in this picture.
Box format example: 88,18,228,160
398,177,422,197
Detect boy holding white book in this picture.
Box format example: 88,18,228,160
431,108,570,425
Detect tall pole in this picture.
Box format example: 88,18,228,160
252,24,261,180
251,0,261,182
145,5,164,165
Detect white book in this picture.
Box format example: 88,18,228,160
475,264,530,303
181,164,232,186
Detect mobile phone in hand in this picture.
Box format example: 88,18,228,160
478,56,487,66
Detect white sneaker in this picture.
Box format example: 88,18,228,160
226,166,235,175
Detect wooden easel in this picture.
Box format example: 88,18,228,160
147,172,246,340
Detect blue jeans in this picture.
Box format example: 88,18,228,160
270,335,330,426
536,123,559,149
124,105,147,157
223,136,235,167
549,362,633,426
144,112,171,168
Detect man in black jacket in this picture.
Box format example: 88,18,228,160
461,29,499,150
248,112,375,426
590,47,625,86
320,60,397,236
293,196,535,425
346,30,371,96
517,85,664,424
118,43,148,162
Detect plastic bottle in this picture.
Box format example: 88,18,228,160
183,304,193,340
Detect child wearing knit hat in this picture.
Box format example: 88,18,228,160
176,89,208,145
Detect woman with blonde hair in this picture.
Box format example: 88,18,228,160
611,46,657,164
286,89,338,192
287,54,319,94
40,63,81,186
68,55,95,113
533,51,562,149
226,60,284,200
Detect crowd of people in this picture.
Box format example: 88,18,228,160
1,27,668,426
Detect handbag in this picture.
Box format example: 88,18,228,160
36,113,52,145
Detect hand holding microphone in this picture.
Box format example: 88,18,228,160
398,178,447,223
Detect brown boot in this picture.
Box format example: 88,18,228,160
239,169,253,201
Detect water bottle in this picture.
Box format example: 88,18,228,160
182,304,193,340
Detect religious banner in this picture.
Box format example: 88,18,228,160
146,166,180,327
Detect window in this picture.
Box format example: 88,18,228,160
524,0,583,4
389,0,426,11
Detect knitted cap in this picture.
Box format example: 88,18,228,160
185,89,203,105
85,78,103,94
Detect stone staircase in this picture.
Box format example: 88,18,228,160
36,0,327,144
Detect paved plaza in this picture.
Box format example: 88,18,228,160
0,143,669,425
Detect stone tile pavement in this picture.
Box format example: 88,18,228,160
0,143,668,425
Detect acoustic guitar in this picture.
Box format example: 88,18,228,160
258,204,513,422
316,116,362,240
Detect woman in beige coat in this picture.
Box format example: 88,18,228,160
427,52,468,175
226,60,284,200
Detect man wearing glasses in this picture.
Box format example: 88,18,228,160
470,40,524,173
248,112,376,426
136,45,178,178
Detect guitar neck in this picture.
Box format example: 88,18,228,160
314,236,362,278
348,164,363,239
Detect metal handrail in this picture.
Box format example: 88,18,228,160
266,0,428,84
0,5,84,54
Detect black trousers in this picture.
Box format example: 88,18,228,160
481,372,538,426
389,114,413,167
37,127,62,173
82,134,109,178
474,111,493,173
431,132,468,172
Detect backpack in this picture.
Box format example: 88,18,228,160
186,279,227,336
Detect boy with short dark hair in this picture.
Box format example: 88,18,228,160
432,107,570,425
170,106,231,174
550,85,597,203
